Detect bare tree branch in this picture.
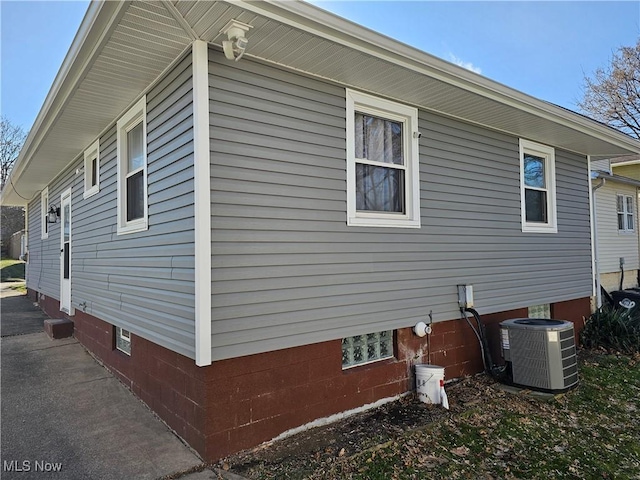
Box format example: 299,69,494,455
579,39,640,139
0,116,27,191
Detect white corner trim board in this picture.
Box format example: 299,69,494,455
192,39,212,366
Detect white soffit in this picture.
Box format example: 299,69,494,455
4,0,640,206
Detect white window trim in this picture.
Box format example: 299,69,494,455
83,139,100,199
346,89,420,228
40,187,49,239
116,96,148,235
519,139,557,233
617,194,635,233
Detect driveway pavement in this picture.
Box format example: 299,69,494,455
0,283,226,480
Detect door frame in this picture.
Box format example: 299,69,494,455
60,188,73,315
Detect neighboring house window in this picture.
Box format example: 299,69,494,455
83,140,100,199
346,89,420,228
528,304,551,319
617,194,635,233
342,331,393,369
115,327,131,355
519,139,557,233
40,187,49,239
116,97,148,235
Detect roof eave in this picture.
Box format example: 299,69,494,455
243,0,640,156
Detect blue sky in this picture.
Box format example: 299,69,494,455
1,1,639,133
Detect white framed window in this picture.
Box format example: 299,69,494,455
341,330,394,369
519,139,557,233
116,97,148,235
115,326,131,355
40,187,49,239
83,140,100,199
528,304,551,319
346,90,420,228
617,194,635,233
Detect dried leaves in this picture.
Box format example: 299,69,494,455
222,353,640,479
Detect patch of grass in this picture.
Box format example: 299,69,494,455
6,282,26,293
0,259,25,282
230,353,640,479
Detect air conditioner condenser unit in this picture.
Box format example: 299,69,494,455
500,318,578,393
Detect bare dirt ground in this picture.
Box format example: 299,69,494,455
218,373,504,479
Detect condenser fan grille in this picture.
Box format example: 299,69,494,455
501,318,578,393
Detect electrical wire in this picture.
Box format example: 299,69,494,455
460,309,487,372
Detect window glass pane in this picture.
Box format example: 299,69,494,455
116,327,131,355
528,304,550,319
126,170,144,221
63,243,70,280
626,196,633,213
127,123,144,173
63,204,70,242
91,157,97,187
355,113,403,165
355,164,404,212
627,214,634,231
525,188,547,223
342,330,393,368
617,195,624,213
619,213,626,230
523,154,545,188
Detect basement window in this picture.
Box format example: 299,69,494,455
115,327,131,355
83,140,100,199
342,331,393,369
528,304,551,319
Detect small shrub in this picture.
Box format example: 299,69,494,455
581,305,640,354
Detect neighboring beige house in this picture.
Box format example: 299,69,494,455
612,156,640,181
592,158,640,296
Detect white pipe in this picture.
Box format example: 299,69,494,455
592,175,606,308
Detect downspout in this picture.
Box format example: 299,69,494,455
591,172,606,308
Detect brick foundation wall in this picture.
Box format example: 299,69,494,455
26,288,592,461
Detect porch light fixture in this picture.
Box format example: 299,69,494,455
220,19,253,62
47,205,60,224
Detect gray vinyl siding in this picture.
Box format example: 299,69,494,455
27,53,196,358
595,181,639,274
208,49,593,361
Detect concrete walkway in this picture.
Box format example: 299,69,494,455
0,283,226,480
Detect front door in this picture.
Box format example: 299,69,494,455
60,189,72,313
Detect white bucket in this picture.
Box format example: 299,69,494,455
415,364,445,404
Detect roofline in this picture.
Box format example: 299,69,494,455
612,159,640,167
4,0,640,206
243,0,640,155
592,170,640,187
1,1,129,205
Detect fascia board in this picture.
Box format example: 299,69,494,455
238,0,640,155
